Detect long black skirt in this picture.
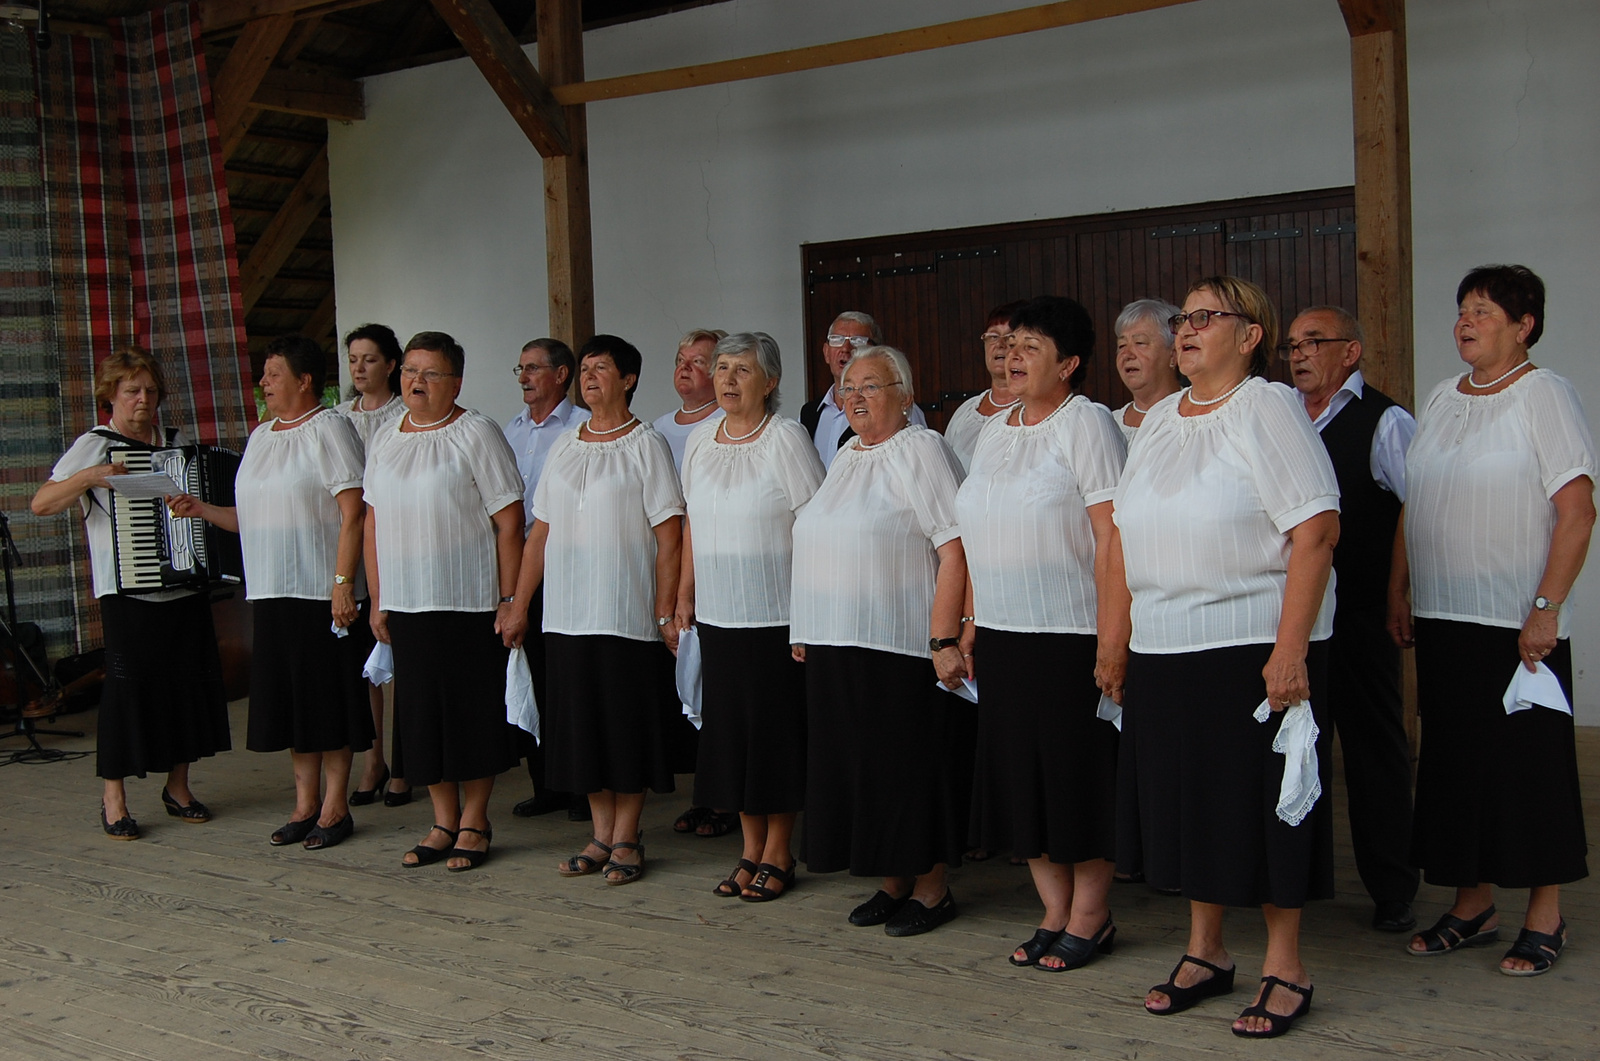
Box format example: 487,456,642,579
387,609,519,786
544,632,677,796
97,592,232,780
692,623,806,814
247,597,375,755
801,645,966,877
1412,618,1588,888
1116,641,1333,908
971,629,1117,863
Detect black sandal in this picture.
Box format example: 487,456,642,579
403,825,458,867
1499,919,1566,976
162,787,212,823
270,815,317,846
673,806,712,833
713,858,758,897
1231,976,1312,1039
303,814,354,851
1038,917,1115,972
101,804,140,841
558,837,614,877
740,862,795,902
1408,905,1499,956
696,810,738,838
1009,928,1064,967
446,825,492,873
603,836,645,886
1145,954,1235,1015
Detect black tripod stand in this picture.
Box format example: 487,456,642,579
0,509,84,761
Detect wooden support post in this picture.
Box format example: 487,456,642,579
428,0,571,157
239,146,331,313
538,0,594,358
211,13,295,160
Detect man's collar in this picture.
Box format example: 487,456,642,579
821,384,842,410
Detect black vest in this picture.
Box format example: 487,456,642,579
1319,384,1401,613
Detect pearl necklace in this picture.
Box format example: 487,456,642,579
679,398,717,417
356,393,392,412
1018,392,1074,427
983,389,1021,413
1186,377,1250,407
719,414,769,443
1130,398,1154,414
854,425,904,450
1465,360,1531,390
585,416,638,437
406,407,457,430
276,404,321,427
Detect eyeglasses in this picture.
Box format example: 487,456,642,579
836,381,903,400
513,362,553,376
674,356,710,371
980,332,1009,345
400,367,458,384
1276,337,1353,360
826,334,874,349
1168,309,1253,331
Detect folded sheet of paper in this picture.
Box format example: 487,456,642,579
1502,661,1572,716
1253,699,1320,826
935,677,979,703
363,642,394,685
1096,694,1123,731
506,646,540,742
107,472,183,499
676,625,703,729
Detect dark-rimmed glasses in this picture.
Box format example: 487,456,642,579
1169,309,1252,331
1276,337,1354,360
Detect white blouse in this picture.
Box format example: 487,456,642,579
1405,369,1596,639
1114,379,1340,653
339,395,404,447
681,416,825,628
958,396,1126,634
790,425,965,658
49,427,190,601
1113,402,1140,445
652,407,725,471
235,411,365,602
943,392,1009,472
532,423,686,641
363,410,524,613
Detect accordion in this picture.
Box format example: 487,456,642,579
108,444,245,594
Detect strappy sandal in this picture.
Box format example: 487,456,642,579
1145,954,1236,1015
603,836,645,886
559,837,614,877
1009,928,1064,967
1500,919,1566,976
740,861,795,902
714,858,758,897
1231,976,1313,1039
403,825,458,867
673,806,712,833
162,787,212,823
1408,905,1499,956
446,825,492,873
1038,917,1115,972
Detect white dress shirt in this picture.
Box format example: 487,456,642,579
504,398,589,531
812,384,928,470
1304,369,1416,501
653,406,725,471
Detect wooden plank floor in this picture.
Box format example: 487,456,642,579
3,699,1598,1060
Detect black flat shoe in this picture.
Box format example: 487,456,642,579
382,784,413,808
403,825,458,867
303,814,355,850
162,787,212,823
848,889,908,927
1145,954,1236,1015
512,791,569,817
101,804,139,841
884,890,958,937
270,816,317,846
446,825,492,873
1373,900,1417,933
1038,917,1115,972
349,766,389,807
1009,928,1064,967
568,800,592,822
1231,976,1312,1039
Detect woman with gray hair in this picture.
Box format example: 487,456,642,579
676,332,826,901
1112,298,1184,442
791,346,971,937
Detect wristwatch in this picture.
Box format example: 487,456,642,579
658,616,672,627
500,595,515,604
929,636,960,652
1534,595,1561,613
333,574,352,585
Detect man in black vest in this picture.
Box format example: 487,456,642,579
1286,305,1419,933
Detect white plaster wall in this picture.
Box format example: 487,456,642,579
328,0,1600,717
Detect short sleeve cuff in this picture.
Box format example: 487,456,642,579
647,502,687,528
1082,485,1118,507
327,478,363,496
1544,467,1595,500
1270,495,1339,535
483,491,524,517
930,524,962,549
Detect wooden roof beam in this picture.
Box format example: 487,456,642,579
239,146,331,313
198,0,385,36
426,0,571,157
211,13,294,160
250,67,364,121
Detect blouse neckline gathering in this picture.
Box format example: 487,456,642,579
576,420,647,448
1006,392,1082,432
1450,366,1543,402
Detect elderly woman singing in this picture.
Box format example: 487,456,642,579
1111,298,1184,442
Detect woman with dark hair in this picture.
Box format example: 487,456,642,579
1390,264,1595,976
364,331,526,872
506,334,686,886
942,300,1028,471
1106,275,1340,1037
960,296,1127,971
170,335,373,850
32,348,231,839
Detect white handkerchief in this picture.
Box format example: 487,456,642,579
935,677,979,703
1096,694,1123,731
506,646,540,742
1502,661,1572,716
1254,699,1321,826
330,619,349,639
676,625,703,730
363,641,394,685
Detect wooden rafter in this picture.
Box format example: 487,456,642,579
426,0,570,157
250,67,364,120
239,146,331,313
198,0,385,36
212,14,295,160
303,288,339,347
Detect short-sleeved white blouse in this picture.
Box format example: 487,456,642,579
652,407,725,471
958,395,1126,634
363,409,524,613
681,416,825,629
1113,379,1341,653
943,392,1006,472
1405,369,1596,639
235,411,365,602
790,425,965,658
338,395,403,447
532,422,686,641
1113,402,1140,445
49,426,191,601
